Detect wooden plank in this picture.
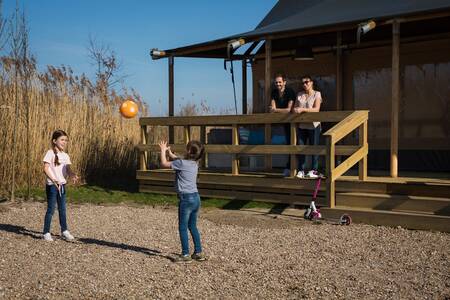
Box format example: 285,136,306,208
391,20,400,178
290,123,297,177
140,111,353,126
168,56,174,144
242,59,247,114
139,125,148,171
323,111,368,143
358,120,368,181
136,144,360,156
326,137,336,208
332,144,369,180
232,124,239,175
139,184,325,206
200,126,206,168
137,170,322,191
336,31,343,111
320,207,450,232
336,192,450,216
184,126,190,144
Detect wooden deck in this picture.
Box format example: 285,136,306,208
137,170,450,232
136,111,450,232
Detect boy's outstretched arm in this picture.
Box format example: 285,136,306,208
159,141,172,168
167,146,178,160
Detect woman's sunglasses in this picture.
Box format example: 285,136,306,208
302,80,311,85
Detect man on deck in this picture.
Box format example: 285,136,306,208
269,73,295,177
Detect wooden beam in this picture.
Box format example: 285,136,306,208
137,144,361,156
140,111,353,126
358,120,368,181
264,38,272,112
139,125,148,171
232,124,239,175
183,126,190,144
290,123,297,177
336,31,343,111
391,20,400,178
332,144,368,180
168,56,174,144
323,111,368,144
326,137,336,208
242,59,247,114
200,126,206,168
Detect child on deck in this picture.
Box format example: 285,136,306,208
159,140,206,263
42,130,78,241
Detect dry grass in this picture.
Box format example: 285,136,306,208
0,57,147,193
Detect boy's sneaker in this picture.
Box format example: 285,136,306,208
307,170,321,179
62,230,75,241
43,233,54,241
295,171,305,179
191,252,206,261
282,169,291,177
173,254,192,263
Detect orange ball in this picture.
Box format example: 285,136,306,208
119,100,139,118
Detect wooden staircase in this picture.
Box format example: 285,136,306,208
329,176,450,232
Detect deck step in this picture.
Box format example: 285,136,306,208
336,192,450,216
320,206,450,232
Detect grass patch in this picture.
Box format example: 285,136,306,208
14,185,276,210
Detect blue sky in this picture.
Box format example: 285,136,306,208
2,1,277,116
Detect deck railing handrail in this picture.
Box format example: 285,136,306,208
137,110,369,208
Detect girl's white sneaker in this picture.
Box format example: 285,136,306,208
43,233,54,241
62,230,74,241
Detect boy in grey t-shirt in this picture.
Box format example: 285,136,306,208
159,140,206,263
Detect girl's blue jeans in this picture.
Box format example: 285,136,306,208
178,192,202,255
297,126,321,171
43,184,68,234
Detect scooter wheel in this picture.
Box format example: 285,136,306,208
339,214,352,225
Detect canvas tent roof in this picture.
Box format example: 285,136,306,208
153,0,450,59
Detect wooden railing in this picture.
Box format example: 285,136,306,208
137,110,369,208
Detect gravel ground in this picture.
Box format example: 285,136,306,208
0,201,449,299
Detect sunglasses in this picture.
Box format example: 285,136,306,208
302,80,311,85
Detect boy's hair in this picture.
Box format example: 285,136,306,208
51,129,68,166
185,140,204,161
274,73,287,81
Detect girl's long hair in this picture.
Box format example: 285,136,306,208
185,140,204,161
51,129,68,166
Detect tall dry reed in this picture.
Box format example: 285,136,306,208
0,57,147,194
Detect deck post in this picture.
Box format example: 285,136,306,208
140,125,148,171
168,56,174,144
232,124,239,175
290,122,297,177
326,136,336,208
184,126,190,144
390,20,400,178
242,59,247,114
200,126,206,169
336,31,343,111
358,120,368,180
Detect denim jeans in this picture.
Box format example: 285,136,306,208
43,184,68,234
178,192,202,255
297,126,321,171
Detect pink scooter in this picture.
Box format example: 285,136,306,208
304,176,352,225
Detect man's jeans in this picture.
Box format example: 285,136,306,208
178,192,202,255
43,184,68,234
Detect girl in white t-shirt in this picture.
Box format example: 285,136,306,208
293,76,322,179
42,130,78,241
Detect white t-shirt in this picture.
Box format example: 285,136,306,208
295,91,322,129
43,150,72,185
